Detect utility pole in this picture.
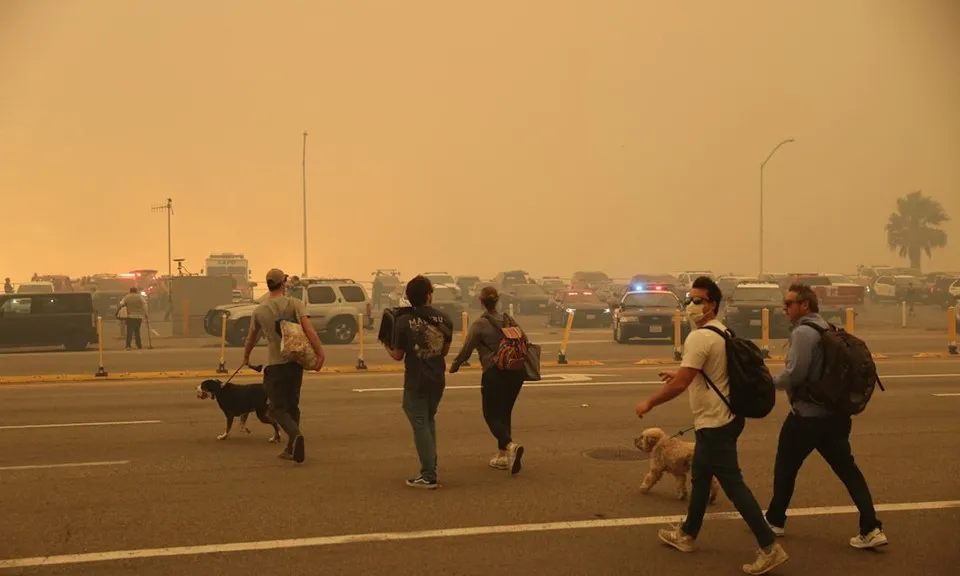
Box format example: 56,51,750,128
302,131,308,277
759,139,794,277
151,198,174,316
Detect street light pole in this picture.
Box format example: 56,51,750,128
759,139,795,277
302,131,308,277
151,198,174,314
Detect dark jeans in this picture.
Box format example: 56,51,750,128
766,412,881,536
682,417,775,549
403,386,443,482
125,318,142,349
481,368,524,450
263,362,304,451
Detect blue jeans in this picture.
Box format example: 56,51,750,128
682,417,775,549
402,387,442,482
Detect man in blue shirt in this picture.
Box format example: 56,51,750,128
765,284,887,549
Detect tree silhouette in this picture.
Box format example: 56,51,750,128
885,191,949,270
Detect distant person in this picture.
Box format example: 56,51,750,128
117,287,148,350
3,278,13,294
450,286,526,475
635,276,787,575
384,275,453,489
905,282,917,316
765,284,887,549
244,269,325,463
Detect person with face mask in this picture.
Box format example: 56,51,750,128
765,284,886,549
635,276,788,575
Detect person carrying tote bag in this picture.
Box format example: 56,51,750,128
450,286,534,475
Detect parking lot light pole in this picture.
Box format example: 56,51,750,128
302,131,308,277
759,138,794,277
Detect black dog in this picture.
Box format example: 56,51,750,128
197,379,281,443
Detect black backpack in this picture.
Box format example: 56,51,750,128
700,326,776,419
798,322,885,415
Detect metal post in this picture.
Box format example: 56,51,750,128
217,313,228,373
558,311,575,364
460,311,470,367
948,306,956,355
151,198,174,318
355,313,367,370
95,317,108,377
760,308,770,359
759,139,794,277
845,307,855,334
302,131,308,277
672,309,682,361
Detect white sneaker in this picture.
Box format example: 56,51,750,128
658,525,695,552
766,520,785,538
507,442,524,475
742,543,789,575
488,455,508,470
850,528,888,549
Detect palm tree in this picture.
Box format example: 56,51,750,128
885,191,949,270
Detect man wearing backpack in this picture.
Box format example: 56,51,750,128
765,284,887,548
636,277,788,575
384,275,454,489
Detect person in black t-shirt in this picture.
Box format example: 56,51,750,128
384,275,453,489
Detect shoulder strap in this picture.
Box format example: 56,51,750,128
799,320,827,334
696,324,732,410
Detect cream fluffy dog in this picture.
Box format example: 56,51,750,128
635,427,720,503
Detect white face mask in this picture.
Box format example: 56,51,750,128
686,302,706,324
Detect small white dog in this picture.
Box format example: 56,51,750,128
635,427,720,503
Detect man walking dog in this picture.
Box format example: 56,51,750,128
635,276,787,575
243,269,325,463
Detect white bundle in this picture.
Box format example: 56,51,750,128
279,320,317,369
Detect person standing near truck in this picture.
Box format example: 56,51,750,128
117,287,148,350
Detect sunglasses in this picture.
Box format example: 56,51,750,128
683,296,710,306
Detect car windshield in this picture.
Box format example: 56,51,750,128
731,287,782,302
621,293,678,307
563,292,601,304
285,286,304,300
827,275,852,284
512,285,545,296
426,275,454,285
17,284,53,294
796,276,830,286
576,272,609,284
894,277,921,287
433,286,458,301
377,275,400,286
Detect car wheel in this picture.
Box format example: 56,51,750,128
614,324,628,344
63,330,89,352
326,316,357,345
226,318,249,347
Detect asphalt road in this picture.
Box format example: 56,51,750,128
1,311,957,378
1,360,959,574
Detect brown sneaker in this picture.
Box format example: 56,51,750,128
658,525,695,552
742,543,788,575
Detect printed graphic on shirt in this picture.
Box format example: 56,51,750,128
409,316,447,360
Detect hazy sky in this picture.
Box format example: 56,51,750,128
2,0,958,284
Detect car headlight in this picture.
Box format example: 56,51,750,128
565,308,575,313
619,316,639,323
725,306,739,314
603,308,611,314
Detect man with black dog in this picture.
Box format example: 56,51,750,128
243,269,325,463
384,275,453,489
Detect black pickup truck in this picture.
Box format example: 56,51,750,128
0,292,99,351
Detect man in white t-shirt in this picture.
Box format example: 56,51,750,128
635,276,787,575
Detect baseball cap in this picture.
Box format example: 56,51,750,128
266,269,287,285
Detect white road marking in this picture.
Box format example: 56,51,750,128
881,373,960,379
932,393,960,397
354,380,664,393
1,499,956,569
0,460,129,471
0,420,162,431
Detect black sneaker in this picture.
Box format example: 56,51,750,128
292,435,305,463
405,476,438,490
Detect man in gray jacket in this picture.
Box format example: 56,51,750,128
765,284,887,549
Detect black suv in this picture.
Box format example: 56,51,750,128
0,292,99,351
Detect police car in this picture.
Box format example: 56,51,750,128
722,281,788,338
612,289,688,344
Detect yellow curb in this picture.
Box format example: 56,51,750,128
634,358,680,365
871,354,889,359
912,352,950,358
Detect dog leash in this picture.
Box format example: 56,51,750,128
223,364,263,385
667,426,695,440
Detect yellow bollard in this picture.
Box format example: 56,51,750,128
948,306,957,355
356,313,368,370
460,311,471,367
217,313,228,373
672,310,682,361
760,308,771,358
95,316,108,377
558,310,575,364
845,307,855,334
182,300,190,338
